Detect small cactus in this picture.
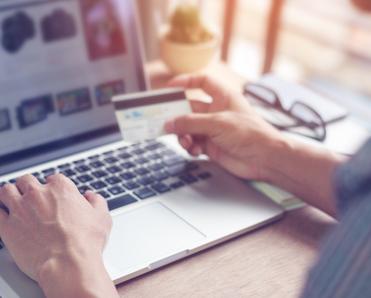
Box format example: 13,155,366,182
167,4,213,44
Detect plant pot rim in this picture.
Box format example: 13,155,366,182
161,35,219,48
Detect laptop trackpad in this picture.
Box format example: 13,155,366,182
104,202,205,278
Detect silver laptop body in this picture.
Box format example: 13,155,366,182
0,1,283,297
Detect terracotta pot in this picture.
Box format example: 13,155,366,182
160,28,219,74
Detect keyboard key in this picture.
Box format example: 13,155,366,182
75,165,90,173
104,157,119,164
145,142,164,151
152,170,169,181
118,146,129,151
106,176,121,185
91,181,107,190
170,180,186,189
118,152,132,160
57,163,70,169
38,177,46,184
120,172,136,180
198,172,212,180
42,168,55,175
62,169,76,177
135,167,150,176
129,144,141,150
88,155,100,160
137,175,155,186
92,170,108,178
134,157,149,164
78,186,91,194
73,159,85,164
147,153,161,160
43,172,55,178
98,190,111,199
90,161,104,168
163,156,185,166
160,149,177,156
179,174,198,184
166,163,187,176
107,194,137,211
70,178,80,186
151,182,171,193
103,150,114,156
108,186,126,196
148,163,163,171
106,165,121,174
77,174,93,183
134,187,156,200
121,161,136,169
132,148,145,155
122,180,140,190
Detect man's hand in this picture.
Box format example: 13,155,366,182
0,174,118,298
165,74,344,217
164,74,285,181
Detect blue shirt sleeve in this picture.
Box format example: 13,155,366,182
301,138,371,298
334,138,371,216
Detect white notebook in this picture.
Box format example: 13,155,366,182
248,74,348,123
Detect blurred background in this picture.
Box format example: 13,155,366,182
137,0,371,129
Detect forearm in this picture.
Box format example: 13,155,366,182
263,137,346,217
38,250,119,298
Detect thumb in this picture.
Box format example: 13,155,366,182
84,191,109,212
165,113,221,136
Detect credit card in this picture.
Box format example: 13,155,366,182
112,88,192,143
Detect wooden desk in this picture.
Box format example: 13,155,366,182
116,62,335,298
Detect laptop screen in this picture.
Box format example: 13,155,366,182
0,0,147,174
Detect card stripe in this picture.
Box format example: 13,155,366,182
113,90,186,110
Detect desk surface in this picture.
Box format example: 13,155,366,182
117,61,335,298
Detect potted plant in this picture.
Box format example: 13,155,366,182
160,3,219,74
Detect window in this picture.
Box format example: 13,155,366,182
138,0,371,127
202,0,371,126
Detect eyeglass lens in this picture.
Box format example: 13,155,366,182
290,103,321,126
290,102,326,140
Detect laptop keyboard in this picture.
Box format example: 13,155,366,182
0,140,212,211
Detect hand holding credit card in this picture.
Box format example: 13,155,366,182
112,89,192,143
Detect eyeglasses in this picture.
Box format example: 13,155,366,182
243,83,327,142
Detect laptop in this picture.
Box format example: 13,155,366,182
0,0,284,297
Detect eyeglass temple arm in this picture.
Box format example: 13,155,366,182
243,83,283,109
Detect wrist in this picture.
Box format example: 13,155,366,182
38,248,112,298
265,136,345,183
260,133,346,216
258,133,293,183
